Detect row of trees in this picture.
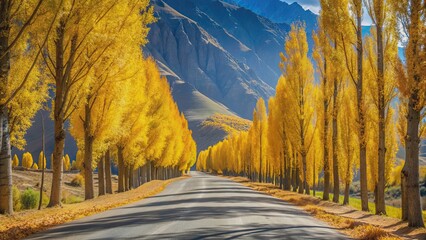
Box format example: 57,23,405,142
0,0,196,214
197,0,426,227
13,152,72,171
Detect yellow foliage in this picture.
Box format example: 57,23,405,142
38,151,47,170
12,155,19,167
202,114,251,134
63,155,71,172
32,163,38,170
22,152,33,169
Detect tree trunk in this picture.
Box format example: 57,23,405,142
39,113,46,210
117,146,125,192
343,182,350,205
375,20,386,215
356,13,369,212
284,153,291,190
128,167,133,190
313,155,316,197
48,113,65,207
332,77,339,203
259,127,263,183
83,104,94,200
323,92,330,200
150,162,157,180
49,20,71,208
302,153,309,195
124,166,129,191
401,174,407,220
279,152,283,189
298,167,304,194
0,107,12,214
98,156,105,196
104,150,112,194
141,164,147,184
146,161,151,182
403,93,424,227
292,166,297,192
0,1,12,214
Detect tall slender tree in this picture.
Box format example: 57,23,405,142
279,24,315,195
392,0,425,227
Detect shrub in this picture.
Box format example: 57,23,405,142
63,154,71,171
12,186,22,211
38,151,47,169
12,154,19,167
22,152,34,169
21,188,39,209
32,163,39,170
71,160,77,170
71,174,84,187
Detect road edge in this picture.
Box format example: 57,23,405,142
0,176,189,240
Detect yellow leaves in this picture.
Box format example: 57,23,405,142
63,155,71,172
22,152,34,169
0,177,184,240
12,155,19,168
38,152,47,170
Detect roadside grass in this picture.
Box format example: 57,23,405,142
226,176,426,240
0,176,187,240
313,191,426,221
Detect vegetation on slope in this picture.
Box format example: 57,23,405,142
201,114,251,135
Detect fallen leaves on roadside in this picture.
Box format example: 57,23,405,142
225,176,412,240
0,177,186,240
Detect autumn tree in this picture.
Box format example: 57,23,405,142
279,24,315,194
0,0,57,214
69,0,154,200
12,155,19,167
38,151,46,170
22,152,33,169
392,0,425,227
252,98,267,182
313,26,332,200
364,0,399,215
42,0,155,206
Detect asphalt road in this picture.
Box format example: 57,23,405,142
28,171,348,240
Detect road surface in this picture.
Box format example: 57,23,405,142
28,172,348,239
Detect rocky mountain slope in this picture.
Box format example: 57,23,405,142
145,0,299,151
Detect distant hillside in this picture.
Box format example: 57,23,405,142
223,0,317,30
222,0,318,48
194,114,251,151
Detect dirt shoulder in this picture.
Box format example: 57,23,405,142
0,176,187,240
226,176,426,240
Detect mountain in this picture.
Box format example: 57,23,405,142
222,0,318,50
145,0,297,151
222,0,317,30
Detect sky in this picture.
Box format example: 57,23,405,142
283,0,373,25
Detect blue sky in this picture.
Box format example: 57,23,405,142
283,0,373,25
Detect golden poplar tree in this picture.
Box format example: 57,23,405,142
392,0,425,227
279,24,315,194
252,98,267,182
38,151,47,170
0,0,58,214
43,0,154,206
